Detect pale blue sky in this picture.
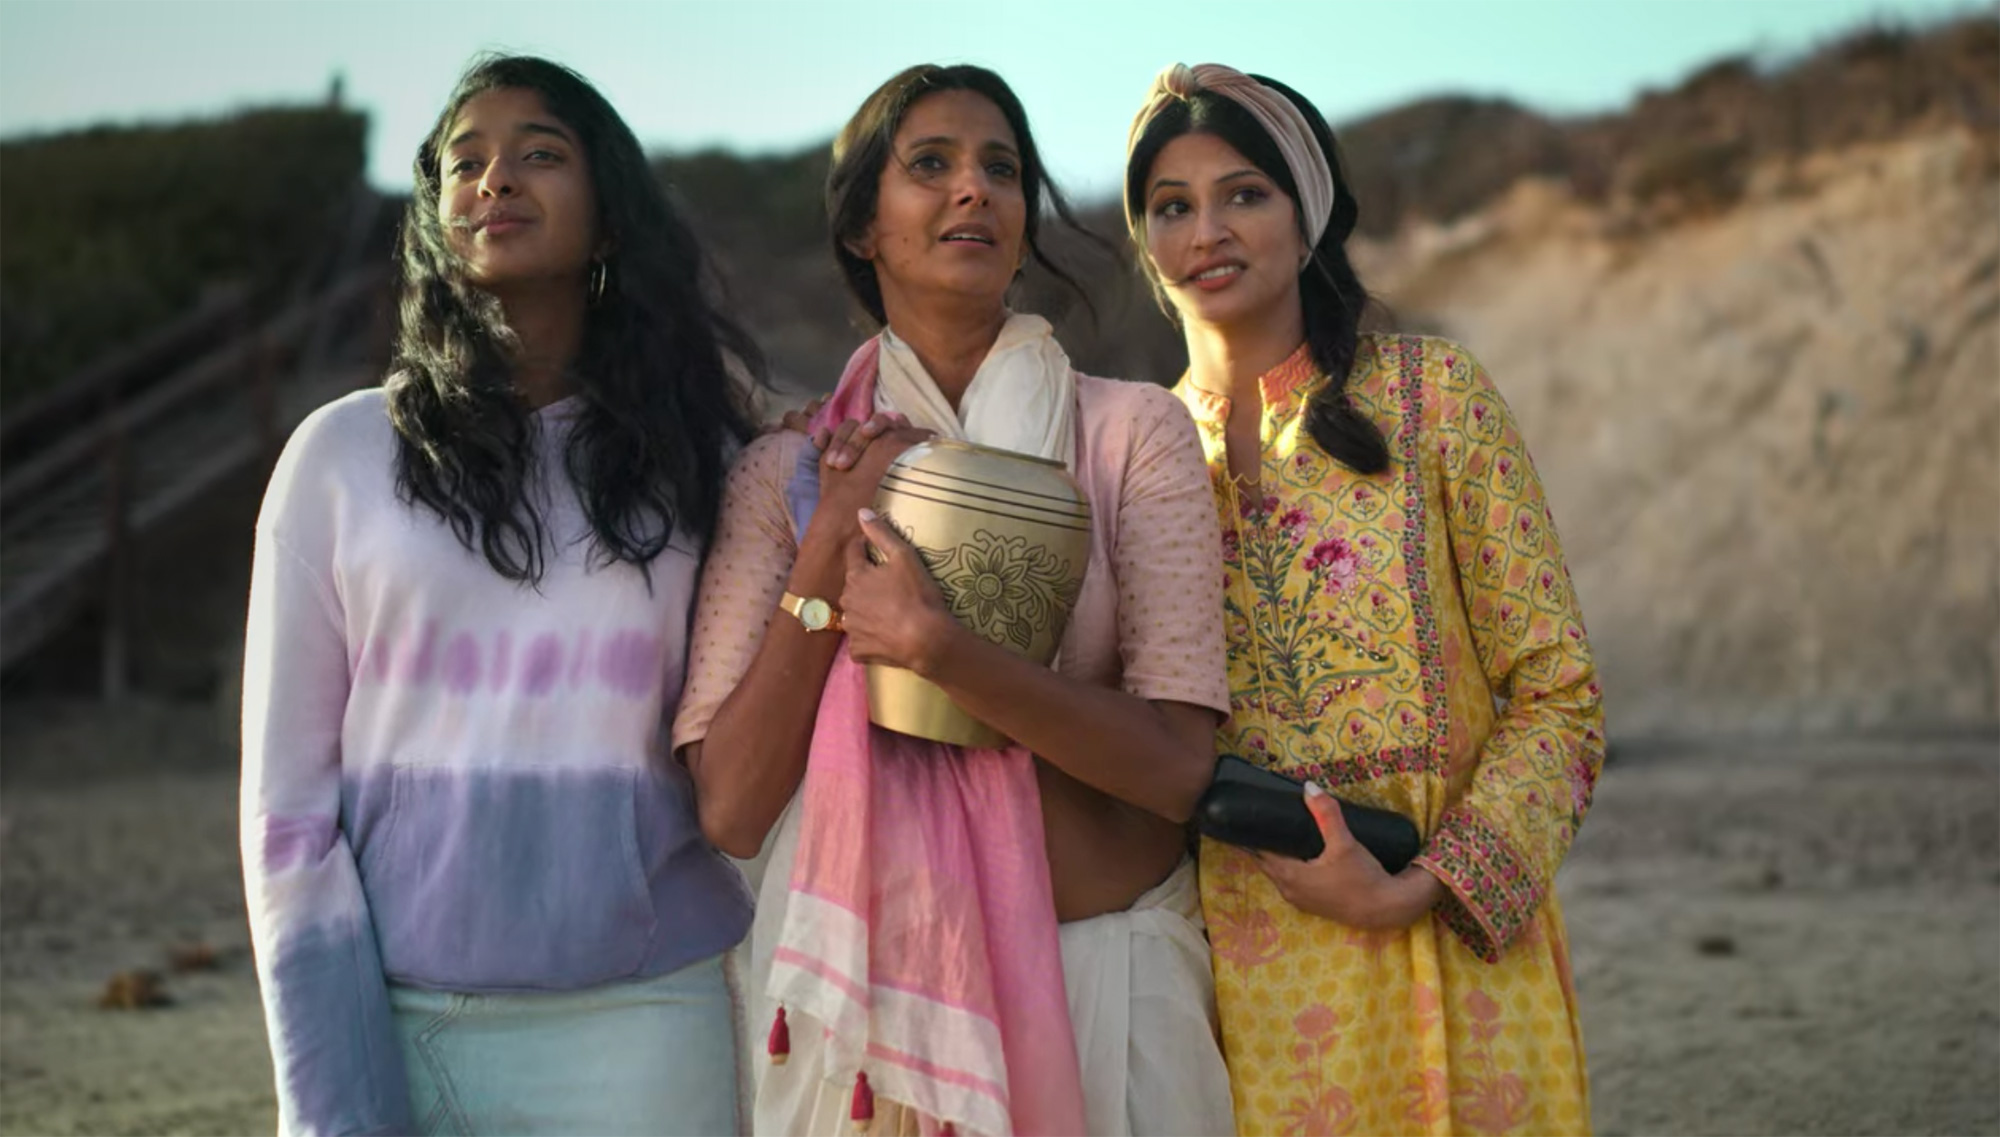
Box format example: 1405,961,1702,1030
0,0,1981,199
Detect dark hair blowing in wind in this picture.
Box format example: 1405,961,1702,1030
388,54,763,584
1125,76,1388,475
826,63,1098,326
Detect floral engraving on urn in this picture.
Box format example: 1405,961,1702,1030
920,529,1082,652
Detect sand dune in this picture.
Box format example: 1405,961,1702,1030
1355,126,2000,737
2,700,1993,1136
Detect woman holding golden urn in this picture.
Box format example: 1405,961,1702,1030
673,64,1236,1136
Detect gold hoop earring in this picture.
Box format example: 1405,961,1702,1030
588,259,608,306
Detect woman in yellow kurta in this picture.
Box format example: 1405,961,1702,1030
1125,65,1604,1135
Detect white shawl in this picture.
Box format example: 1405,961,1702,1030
875,312,1077,470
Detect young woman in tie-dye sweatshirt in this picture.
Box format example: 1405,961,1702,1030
241,56,761,1136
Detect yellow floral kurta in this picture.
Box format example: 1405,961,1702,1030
1175,335,1603,1136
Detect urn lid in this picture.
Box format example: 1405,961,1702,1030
881,439,1090,531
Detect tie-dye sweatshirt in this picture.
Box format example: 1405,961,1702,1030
241,389,752,1137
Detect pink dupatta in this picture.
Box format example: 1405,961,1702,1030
765,339,1087,1136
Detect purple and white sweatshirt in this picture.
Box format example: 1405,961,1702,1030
241,389,752,1136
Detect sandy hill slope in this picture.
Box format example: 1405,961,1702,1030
1355,126,1998,735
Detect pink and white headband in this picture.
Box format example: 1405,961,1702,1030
1125,63,1336,248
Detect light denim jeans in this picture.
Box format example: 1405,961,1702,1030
389,953,741,1136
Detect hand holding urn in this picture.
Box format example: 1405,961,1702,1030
856,439,1092,748
841,511,957,674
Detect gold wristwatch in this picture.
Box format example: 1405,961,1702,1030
779,591,842,633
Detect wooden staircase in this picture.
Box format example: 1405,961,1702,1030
1,245,394,691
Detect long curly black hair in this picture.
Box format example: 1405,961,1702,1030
1125,76,1389,475
387,55,763,584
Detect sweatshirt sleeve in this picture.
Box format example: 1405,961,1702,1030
240,419,412,1136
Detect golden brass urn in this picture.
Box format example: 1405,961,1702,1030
869,439,1091,747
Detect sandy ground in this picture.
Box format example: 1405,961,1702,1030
2,699,1995,1136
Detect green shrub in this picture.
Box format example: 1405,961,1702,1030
1624,138,1751,210
0,106,367,406
1336,11,1996,233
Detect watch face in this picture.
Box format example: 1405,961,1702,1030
799,598,833,631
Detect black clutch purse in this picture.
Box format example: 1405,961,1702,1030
1195,754,1422,872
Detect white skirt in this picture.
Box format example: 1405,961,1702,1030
741,799,1235,1136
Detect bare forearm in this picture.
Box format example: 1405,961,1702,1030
918,621,1217,822
687,534,847,858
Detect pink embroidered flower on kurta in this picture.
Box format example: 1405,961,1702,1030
1403,1068,1450,1127
1456,1073,1530,1134
1294,1003,1339,1041
1465,989,1506,1037
1210,903,1283,968
1567,755,1596,817
1285,1004,1358,1135
1306,537,1358,592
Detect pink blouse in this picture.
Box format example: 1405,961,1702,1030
673,375,1230,753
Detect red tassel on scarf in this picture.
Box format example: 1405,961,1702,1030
939,1124,956,1136
850,1071,875,1132
767,1006,790,1066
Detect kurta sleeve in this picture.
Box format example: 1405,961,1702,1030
1410,342,1606,963
1107,385,1231,715
671,432,802,754
241,436,412,1135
